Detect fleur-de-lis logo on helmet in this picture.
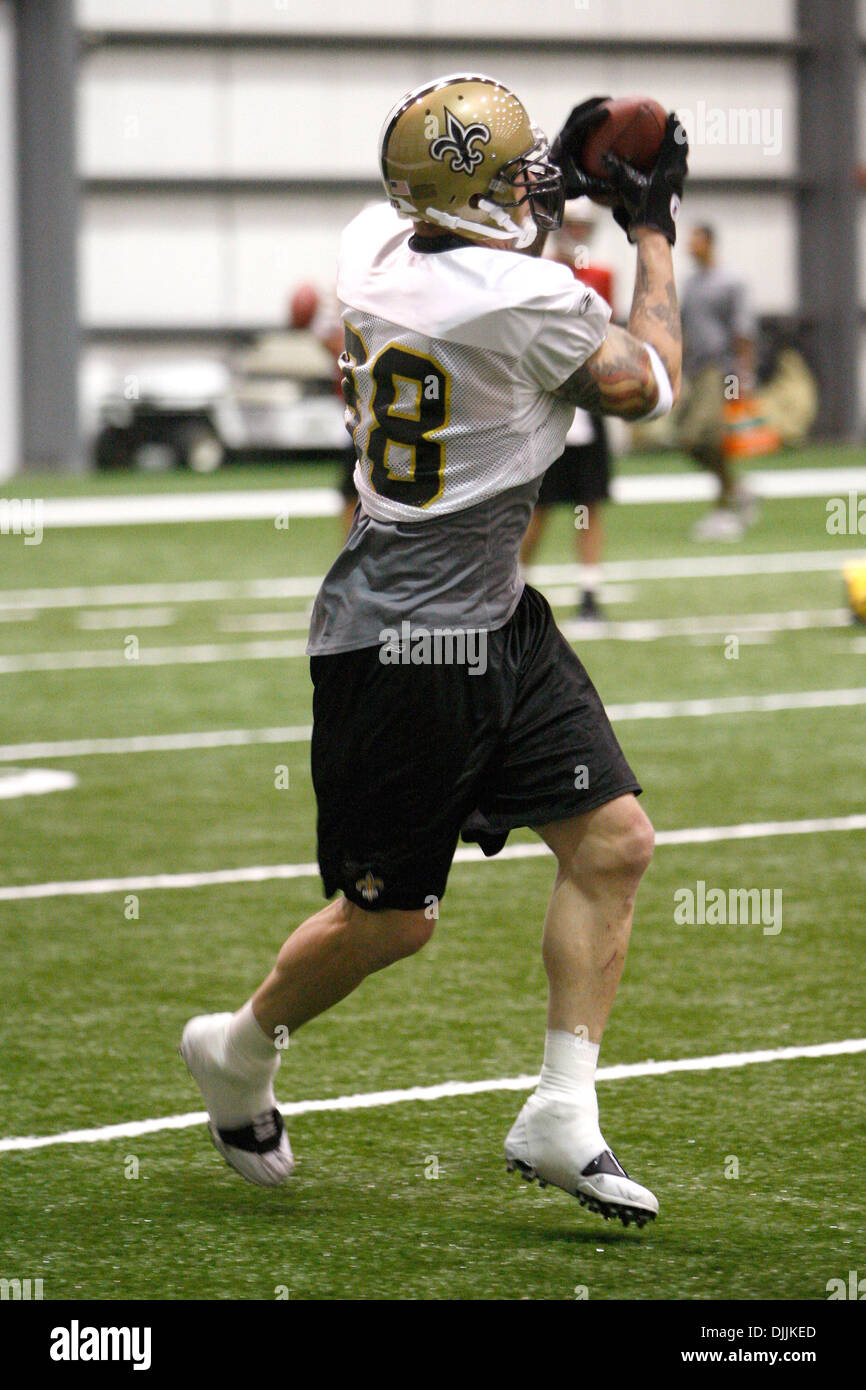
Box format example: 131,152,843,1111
429,107,492,175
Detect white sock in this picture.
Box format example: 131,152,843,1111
224,1000,280,1071
197,1003,280,1129
580,564,602,595
533,1029,605,1162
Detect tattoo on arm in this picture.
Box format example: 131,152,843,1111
552,325,657,419
553,230,681,421
627,233,681,392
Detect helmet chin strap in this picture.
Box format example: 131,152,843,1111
477,200,538,249
423,203,538,250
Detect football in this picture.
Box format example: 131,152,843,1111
580,96,668,204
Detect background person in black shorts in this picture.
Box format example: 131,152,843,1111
520,201,615,620
522,409,612,619
289,280,360,537
181,77,687,1227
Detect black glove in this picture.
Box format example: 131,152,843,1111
603,112,689,244
550,96,616,201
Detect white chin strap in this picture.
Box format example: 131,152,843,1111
423,202,537,250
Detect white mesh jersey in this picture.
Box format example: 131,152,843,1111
337,203,611,523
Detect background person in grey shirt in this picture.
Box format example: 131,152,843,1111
676,224,758,540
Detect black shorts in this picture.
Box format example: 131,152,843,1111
537,415,611,507
309,584,640,911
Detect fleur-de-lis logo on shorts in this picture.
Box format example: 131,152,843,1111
355,870,385,904
429,108,491,175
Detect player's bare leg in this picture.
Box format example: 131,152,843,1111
251,898,433,1034
578,501,603,571
181,900,432,1185
521,504,606,618
577,501,604,618
694,441,736,507
691,443,757,540
538,794,652,1037
504,794,660,1226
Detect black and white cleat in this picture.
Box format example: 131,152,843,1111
179,1013,294,1187
571,1149,657,1229
507,1148,656,1228
505,1099,658,1229
208,1108,294,1189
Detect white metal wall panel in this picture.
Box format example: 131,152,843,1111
77,0,795,40
0,0,17,481
80,48,798,177
80,187,797,327
82,196,229,323
80,50,226,173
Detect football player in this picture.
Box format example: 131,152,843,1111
182,76,687,1227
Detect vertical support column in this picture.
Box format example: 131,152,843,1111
0,1,17,481
15,0,79,472
796,0,861,439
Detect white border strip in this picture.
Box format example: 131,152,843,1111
1,814,864,902
1,1038,862,1155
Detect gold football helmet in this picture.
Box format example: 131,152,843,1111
379,73,564,249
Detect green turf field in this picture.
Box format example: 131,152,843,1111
1,449,864,1301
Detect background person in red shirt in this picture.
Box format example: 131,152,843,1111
520,199,614,620
289,283,359,537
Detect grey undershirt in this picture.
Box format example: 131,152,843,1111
307,477,542,655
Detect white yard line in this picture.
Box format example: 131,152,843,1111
8,466,866,530
0,638,308,674
18,488,344,528
559,608,852,642
533,549,866,585
0,725,315,761
543,584,636,606
614,467,866,504
1,548,864,612
0,1037,862,1156
1,814,864,903
609,686,866,720
0,576,323,611
75,607,178,630
217,611,313,633
3,687,866,763
0,608,855,675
